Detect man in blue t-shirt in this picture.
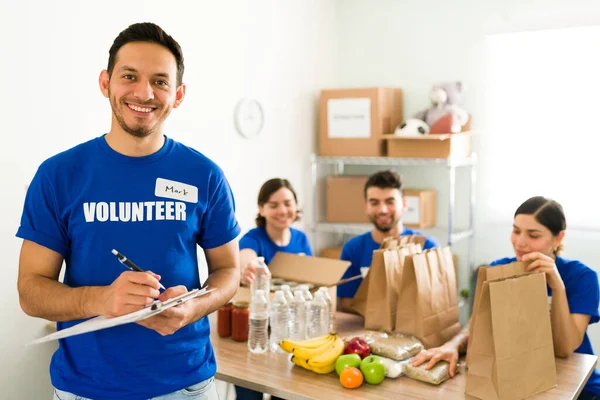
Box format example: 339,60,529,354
16,23,240,400
337,170,439,312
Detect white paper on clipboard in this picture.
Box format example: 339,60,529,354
29,287,215,345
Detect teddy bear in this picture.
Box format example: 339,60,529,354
414,81,469,133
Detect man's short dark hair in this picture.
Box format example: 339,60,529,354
364,170,404,199
107,22,185,86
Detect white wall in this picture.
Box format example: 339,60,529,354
334,0,600,348
0,1,337,398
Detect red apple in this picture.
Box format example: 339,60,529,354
344,337,371,359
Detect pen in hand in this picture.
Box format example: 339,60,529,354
111,249,166,290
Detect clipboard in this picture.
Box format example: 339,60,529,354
29,287,215,345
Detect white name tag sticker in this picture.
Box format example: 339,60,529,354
155,178,198,203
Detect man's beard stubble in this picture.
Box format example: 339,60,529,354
369,213,399,233
109,90,157,138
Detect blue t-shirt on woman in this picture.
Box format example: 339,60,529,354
239,226,312,264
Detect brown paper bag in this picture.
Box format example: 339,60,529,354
351,244,419,331
467,262,527,366
465,272,557,399
362,249,396,331
380,234,426,249
394,247,461,348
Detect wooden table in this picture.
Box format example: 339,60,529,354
210,312,598,400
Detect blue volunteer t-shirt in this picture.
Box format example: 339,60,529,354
16,135,241,400
239,226,312,264
490,256,600,396
337,227,439,298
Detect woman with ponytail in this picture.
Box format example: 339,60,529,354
412,196,600,399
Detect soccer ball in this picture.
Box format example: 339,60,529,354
394,119,430,136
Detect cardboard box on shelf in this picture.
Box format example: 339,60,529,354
403,189,436,229
326,176,369,223
232,252,351,312
326,176,436,229
384,132,472,159
319,87,403,157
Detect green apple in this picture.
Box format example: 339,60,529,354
360,355,386,385
335,353,362,376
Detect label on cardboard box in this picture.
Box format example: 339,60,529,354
404,196,421,225
327,98,371,138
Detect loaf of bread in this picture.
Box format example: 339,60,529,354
369,334,424,361
402,361,452,385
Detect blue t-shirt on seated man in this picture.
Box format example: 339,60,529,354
336,170,439,312
411,196,600,400
237,178,312,400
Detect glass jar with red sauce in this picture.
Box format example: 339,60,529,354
231,301,250,342
217,302,233,338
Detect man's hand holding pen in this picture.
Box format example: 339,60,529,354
108,249,207,336
100,271,163,317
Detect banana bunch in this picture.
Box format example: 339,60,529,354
280,333,344,375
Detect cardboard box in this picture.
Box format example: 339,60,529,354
403,189,436,229
326,176,369,223
384,132,472,159
319,87,403,157
232,252,351,312
326,176,436,229
319,247,343,259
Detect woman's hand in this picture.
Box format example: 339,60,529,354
522,252,565,291
410,345,460,377
241,261,257,285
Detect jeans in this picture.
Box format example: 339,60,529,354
579,391,600,400
234,385,283,400
53,377,218,400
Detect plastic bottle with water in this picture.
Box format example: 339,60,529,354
269,290,289,353
317,287,334,333
306,291,329,339
289,290,307,340
248,289,269,354
280,284,295,305
280,285,295,335
297,284,313,301
250,257,270,297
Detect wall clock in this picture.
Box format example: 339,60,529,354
234,98,264,139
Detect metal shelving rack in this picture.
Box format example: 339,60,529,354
310,153,477,276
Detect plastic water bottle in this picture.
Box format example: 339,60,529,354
306,291,329,339
248,289,269,354
289,290,307,340
318,287,334,333
280,285,295,336
280,284,295,305
269,291,289,353
297,284,313,301
250,257,271,297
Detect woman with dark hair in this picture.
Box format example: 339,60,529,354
411,196,600,399
235,178,312,400
239,178,312,285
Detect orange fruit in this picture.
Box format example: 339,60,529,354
339,366,363,389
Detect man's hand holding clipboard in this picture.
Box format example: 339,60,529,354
28,248,218,345
136,285,211,336
29,287,215,345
